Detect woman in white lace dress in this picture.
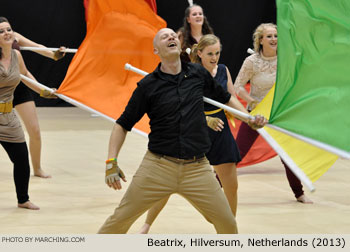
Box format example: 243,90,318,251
233,23,312,204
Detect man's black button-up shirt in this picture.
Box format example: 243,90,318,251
116,62,231,159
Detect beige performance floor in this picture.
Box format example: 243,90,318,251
0,107,349,234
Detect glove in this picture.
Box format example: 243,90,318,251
105,158,126,185
53,47,66,61
40,89,57,99
206,116,224,131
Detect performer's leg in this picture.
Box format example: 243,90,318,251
139,196,170,234
98,151,177,234
281,159,313,203
179,158,238,234
213,163,238,216
235,122,259,159
0,141,39,210
15,101,50,178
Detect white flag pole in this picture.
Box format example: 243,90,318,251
203,97,253,121
19,74,148,138
257,128,315,191
125,64,253,121
247,48,255,54
125,63,149,76
124,63,316,191
20,47,78,53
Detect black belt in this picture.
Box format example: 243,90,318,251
153,152,205,164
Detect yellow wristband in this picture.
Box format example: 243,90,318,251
40,89,45,97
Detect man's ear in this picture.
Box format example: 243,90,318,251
154,47,159,55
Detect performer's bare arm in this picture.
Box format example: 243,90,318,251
108,123,127,159
15,50,57,98
15,50,41,94
14,31,66,60
236,86,257,107
105,124,128,190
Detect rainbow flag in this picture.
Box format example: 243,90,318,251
251,0,350,182
270,0,350,158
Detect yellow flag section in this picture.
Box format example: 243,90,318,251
58,0,166,133
252,85,338,182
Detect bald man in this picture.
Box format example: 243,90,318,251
98,28,267,234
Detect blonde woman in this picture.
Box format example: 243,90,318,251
234,23,312,203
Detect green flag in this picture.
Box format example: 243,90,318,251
270,0,350,155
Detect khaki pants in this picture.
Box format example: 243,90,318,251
98,150,237,234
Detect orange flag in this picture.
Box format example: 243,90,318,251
58,0,166,133
59,0,274,167
231,84,277,168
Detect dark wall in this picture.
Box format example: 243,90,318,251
1,0,86,106
157,0,276,79
2,0,275,106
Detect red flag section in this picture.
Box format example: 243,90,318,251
58,0,166,133
231,84,276,167
144,0,157,13
83,0,89,21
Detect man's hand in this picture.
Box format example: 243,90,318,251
105,158,127,190
206,116,224,131
247,114,268,130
